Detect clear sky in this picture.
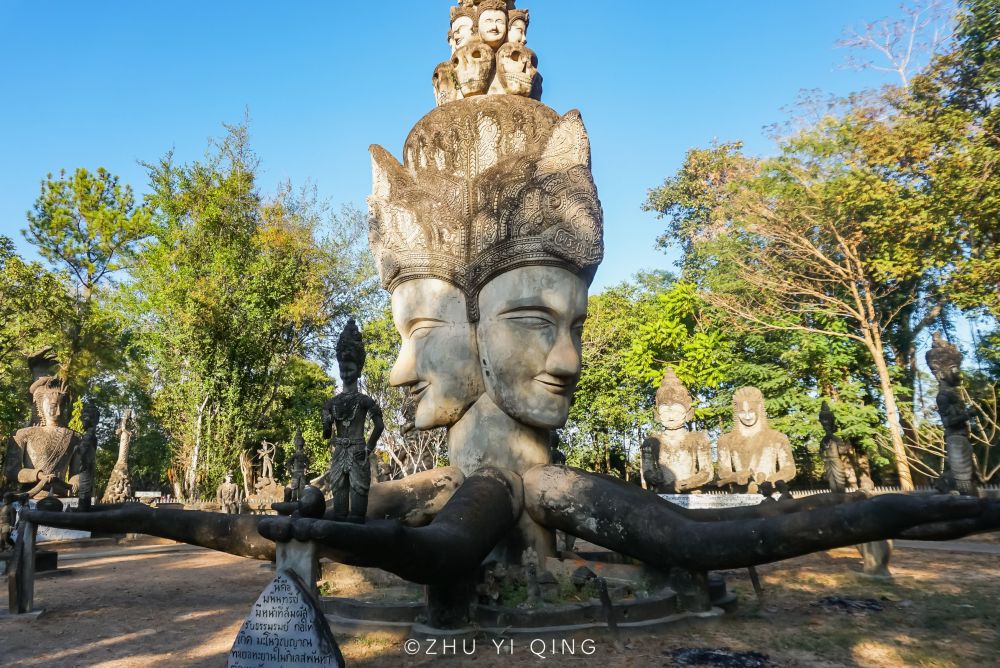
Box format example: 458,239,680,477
0,0,905,292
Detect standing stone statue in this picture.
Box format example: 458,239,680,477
322,319,384,523
641,368,712,493
102,409,135,504
926,332,978,495
4,352,80,498
717,386,796,492
285,430,310,503
257,440,276,484
0,492,15,550
71,403,99,511
217,472,241,514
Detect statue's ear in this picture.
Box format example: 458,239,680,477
369,145,412,198
538,110,591,172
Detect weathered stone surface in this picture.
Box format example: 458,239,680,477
441,2,537,104
102,409,135,503
322,319,384,523
228,570,344,668
716,387,796,491
642,368,713,493
927,332,977,495
5,352,81,499
368,95,602,317
217,473,241,514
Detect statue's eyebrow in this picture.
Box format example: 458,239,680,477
403,316,447,333
496,298,557,314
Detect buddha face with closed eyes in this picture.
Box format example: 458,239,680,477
476,266,588,429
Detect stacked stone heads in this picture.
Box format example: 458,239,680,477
370,0,603,323
436,0,541,106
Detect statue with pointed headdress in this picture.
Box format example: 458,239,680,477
321,319,385,523
641,368,712,493
4,350,80,498
926,332,978,495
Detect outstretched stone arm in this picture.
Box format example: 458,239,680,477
361,466,464,525
25,504,276,560
23,467,466,563
260,467,521,584
524,465,993,572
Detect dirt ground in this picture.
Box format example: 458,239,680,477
3,537,999,668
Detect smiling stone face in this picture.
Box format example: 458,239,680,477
389,278,484,430
478,9,507,48
476,266,588,429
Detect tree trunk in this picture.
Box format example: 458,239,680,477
866,332,914,490
186,395,210,500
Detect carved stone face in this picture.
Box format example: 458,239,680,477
818,411,835,434
478,9,507,48
657,403,688,431
508,18,527,44
339,361,360,386
432,62,461,105
452,40,495,97
390,279,484,430
476,266,588,429
736,399,759,428
451,16,474,49
932,363,962,387
37,390,61,428
496,43,538,97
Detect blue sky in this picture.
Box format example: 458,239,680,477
0,0,906,291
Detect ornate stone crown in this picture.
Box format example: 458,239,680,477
368,95,603,319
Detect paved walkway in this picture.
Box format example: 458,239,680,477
895,539,1000,555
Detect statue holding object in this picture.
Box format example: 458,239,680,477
322,319,384,523
641,368,712,493
819,401,874,493
5,351,80,498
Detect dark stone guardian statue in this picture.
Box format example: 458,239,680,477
322,319,384,523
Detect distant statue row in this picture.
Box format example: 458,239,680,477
641,369,796,494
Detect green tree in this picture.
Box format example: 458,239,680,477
127,124,377,498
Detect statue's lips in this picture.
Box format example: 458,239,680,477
534,376,574,395
409,382,431,402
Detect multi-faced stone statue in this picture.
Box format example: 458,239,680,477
322,319,384,523
641,368,713,493
477,0,508,48
717,386,796,492
5,356,80,498
926,332,977,495
23,2,1000,634
217,472,241,514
